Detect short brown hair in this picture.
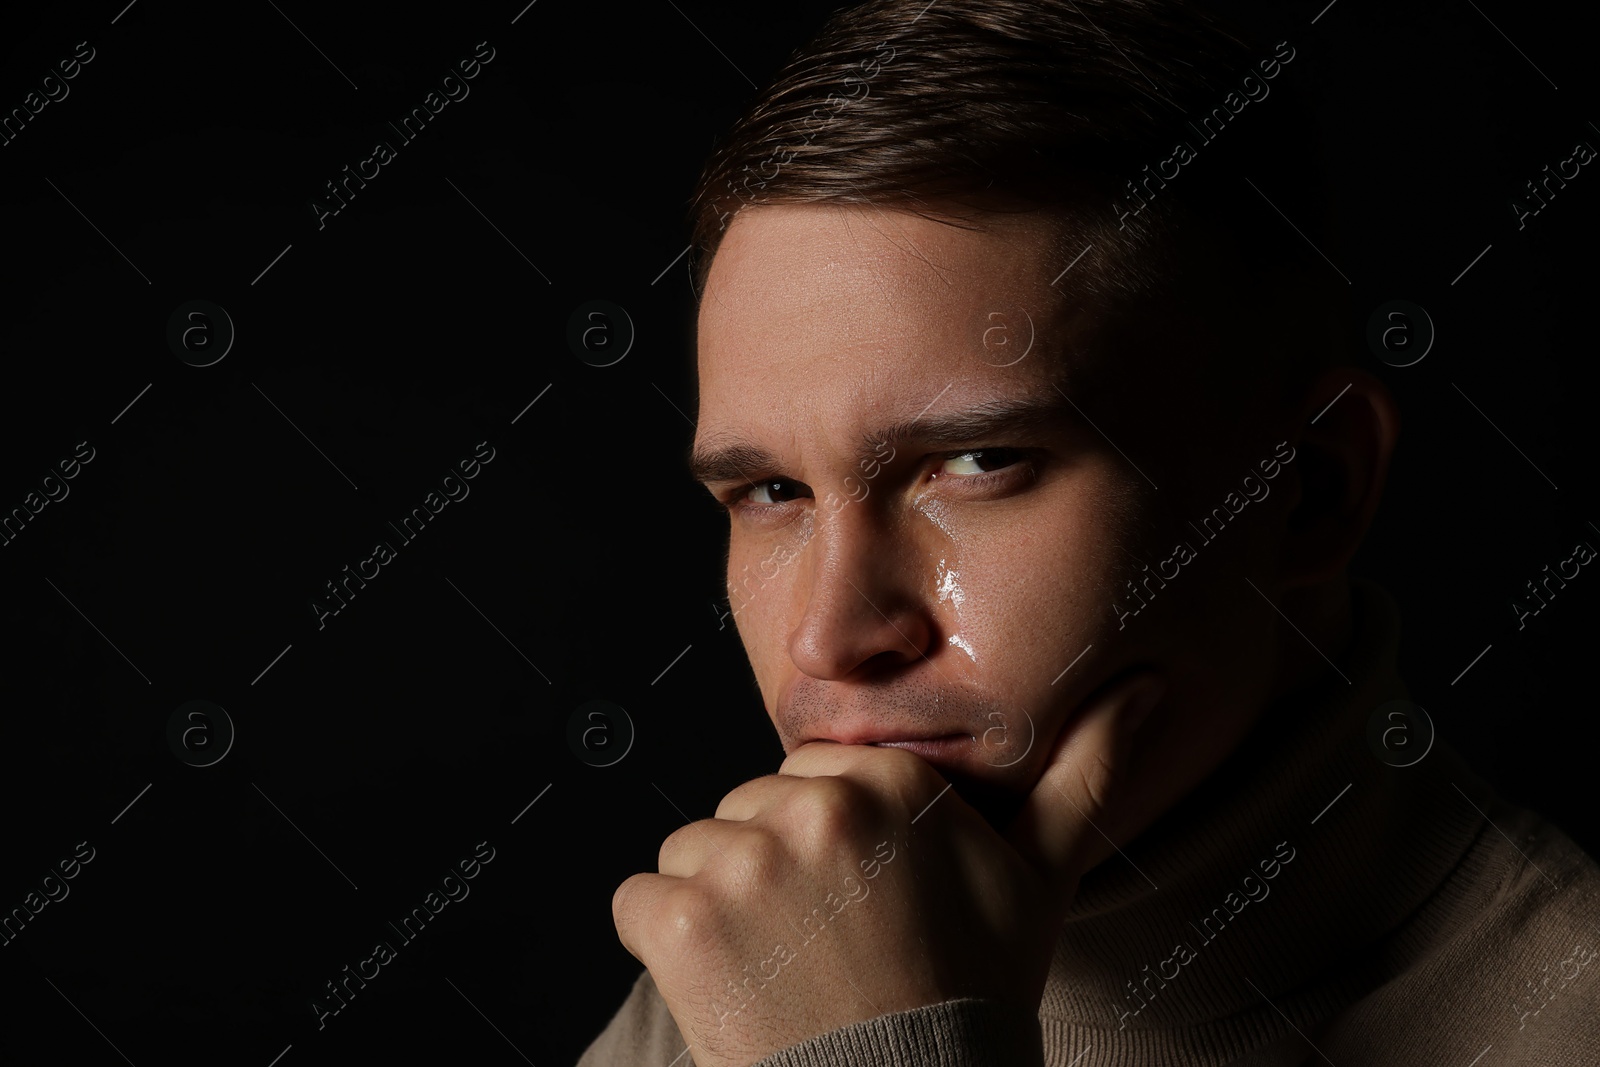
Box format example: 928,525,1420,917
686,0,1346,402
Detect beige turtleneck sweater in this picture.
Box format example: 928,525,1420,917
578,579,1600,1065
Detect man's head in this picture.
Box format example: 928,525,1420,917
685,0,1399,842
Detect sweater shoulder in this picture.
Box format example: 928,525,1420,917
1450,804,1600,1062
1325,800,1600,1065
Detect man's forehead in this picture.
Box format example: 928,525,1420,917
694,205,1095,388
689,205,1129,468
699,203,1069,313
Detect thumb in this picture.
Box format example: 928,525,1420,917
1002,670,1165,897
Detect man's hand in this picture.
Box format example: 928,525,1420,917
611,672,1164,1067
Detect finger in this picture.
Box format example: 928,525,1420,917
779,738,948,796
714,774,799,821
612,870,676,962
1003,670,1165,895
657,817,743,877
776,739,874,778
779,741,957,837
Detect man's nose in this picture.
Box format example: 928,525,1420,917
786,504,935,680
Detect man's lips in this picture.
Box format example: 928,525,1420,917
798,728,974,747
866,734,978,761
797,731,988,767
786,663,1158,771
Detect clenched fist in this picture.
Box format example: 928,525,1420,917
612,671,1165,1067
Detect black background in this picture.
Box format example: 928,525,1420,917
0,0,1595,1063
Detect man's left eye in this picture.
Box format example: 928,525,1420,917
936,448,1026,477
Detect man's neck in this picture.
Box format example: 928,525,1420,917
1046,579,1489,1047
1079,572,1358,874
1265,572,1356,707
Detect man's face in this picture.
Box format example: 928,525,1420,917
692,203,1287,828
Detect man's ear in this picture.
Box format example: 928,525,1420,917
1278,366,1400,588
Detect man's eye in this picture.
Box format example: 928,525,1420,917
743,479,808,506
935,448,1026,478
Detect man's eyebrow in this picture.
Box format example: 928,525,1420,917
687,389,1080,486
860,389,1080,458
687,441,776,487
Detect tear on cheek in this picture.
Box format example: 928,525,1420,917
913,498,958,538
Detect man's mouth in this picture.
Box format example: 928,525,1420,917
867,734,978,761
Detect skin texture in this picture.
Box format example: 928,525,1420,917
611,202,1400,1067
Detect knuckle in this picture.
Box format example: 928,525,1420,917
789,775,868,846
725,828,784,888
611,873,648,935
714,774,780,821
657,821,706,871
658,883,717,942
656,831,679,872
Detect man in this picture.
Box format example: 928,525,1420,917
581,1,1600,1063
